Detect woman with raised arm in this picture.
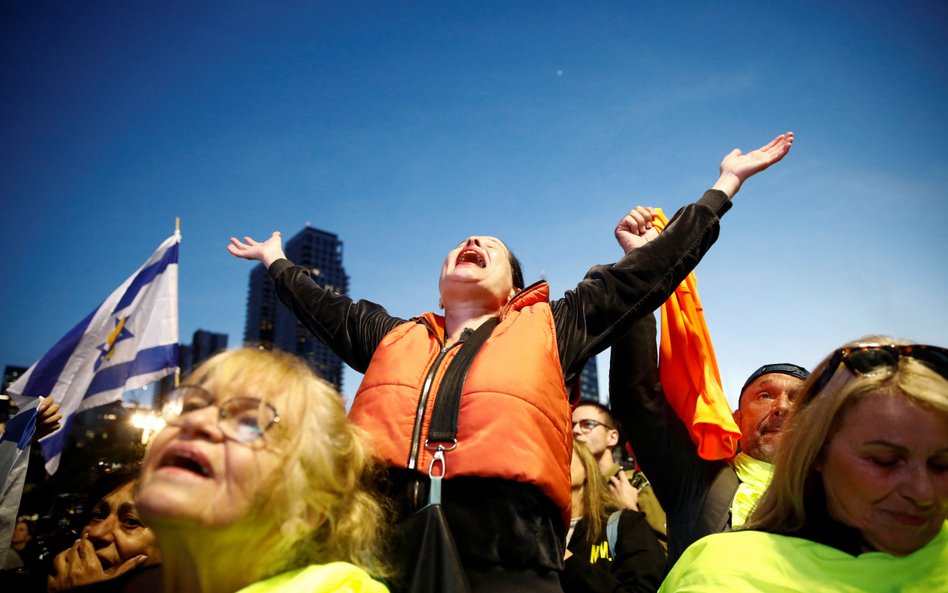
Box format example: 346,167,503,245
228,133,794,593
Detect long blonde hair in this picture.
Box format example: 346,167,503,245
573,440,622,545
746,336,948,533
182,348,390,578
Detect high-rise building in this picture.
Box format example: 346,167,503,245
191,330,228,368
578,356,600,403
243,225,349,391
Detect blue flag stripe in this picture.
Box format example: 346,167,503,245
19,309,98,398
0,407,39,450
84,344,179,398
113,243,179,313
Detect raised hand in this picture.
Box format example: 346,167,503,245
615,206,660,253
35,396,62,440
608,472,640,511
227,231,286,269
712,131,794,197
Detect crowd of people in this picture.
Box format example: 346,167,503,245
3,131,946,592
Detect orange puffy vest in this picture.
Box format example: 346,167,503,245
349,282,573,524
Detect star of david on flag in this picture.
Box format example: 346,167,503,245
6,232,180,474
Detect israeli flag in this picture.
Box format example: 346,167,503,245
6,232,180,474
0,399,39,567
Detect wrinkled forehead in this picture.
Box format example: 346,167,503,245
452,235,508,250
739,373,806,407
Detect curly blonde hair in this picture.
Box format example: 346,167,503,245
182,348,390,578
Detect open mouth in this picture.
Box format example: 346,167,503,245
158,448,213,478
456,249,486,268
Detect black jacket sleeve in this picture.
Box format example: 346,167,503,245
560,511,665,593
267,259,406,373
608,311,726,564
553,190,731,386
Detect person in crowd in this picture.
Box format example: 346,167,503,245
47,469,161,593
610,310,810,566
660,338,948,591
8,517,36,566
135,348,389,593
228,132,794,592
561,441,664,593
572,402,667,550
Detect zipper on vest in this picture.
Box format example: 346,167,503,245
406,318,464,472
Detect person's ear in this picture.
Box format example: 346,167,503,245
607,429,620,448
732,409,742,425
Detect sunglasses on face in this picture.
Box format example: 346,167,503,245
810,344,948,399
572,419,614,433
161,385,281,443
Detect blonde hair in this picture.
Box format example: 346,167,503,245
746,336,948,533
182,348,389,578
573,440,622,545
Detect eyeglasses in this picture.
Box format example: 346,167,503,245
572,419,614,433
161,385,280,443
810,344,948,398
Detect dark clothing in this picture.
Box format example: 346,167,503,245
268,190,732,583
769,487,868,556
561,511,665,593
609,312,738,567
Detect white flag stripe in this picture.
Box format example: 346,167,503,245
7,232,180,474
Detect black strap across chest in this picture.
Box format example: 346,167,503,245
426,317,500,443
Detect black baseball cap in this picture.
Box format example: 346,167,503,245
740,363,810,396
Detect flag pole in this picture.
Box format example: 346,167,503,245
174,216,180,388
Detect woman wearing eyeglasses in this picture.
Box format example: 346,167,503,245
135,348,390,593
659,338,948,592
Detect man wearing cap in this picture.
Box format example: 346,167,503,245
609,312,809,567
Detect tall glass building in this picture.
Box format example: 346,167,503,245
243,225,349,391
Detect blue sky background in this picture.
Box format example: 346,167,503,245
2,1,946,408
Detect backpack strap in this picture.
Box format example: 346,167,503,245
698,465,740,534
606,510,623,558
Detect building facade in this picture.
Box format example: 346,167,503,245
243,225,349,391
578,355,600,403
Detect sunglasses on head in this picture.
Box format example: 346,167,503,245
810,343,948,399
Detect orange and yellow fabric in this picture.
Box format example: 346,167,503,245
652,210,740,461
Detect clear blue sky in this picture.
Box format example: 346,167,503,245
2,1,946,407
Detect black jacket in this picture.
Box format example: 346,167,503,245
267,190,733,572
609,312,738,568
560,510,665,593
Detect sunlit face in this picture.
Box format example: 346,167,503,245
136,379,285,531
818,392,948,556
571,405,619,463
438,236,517,308
734,374,804,462
83,481,160,574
